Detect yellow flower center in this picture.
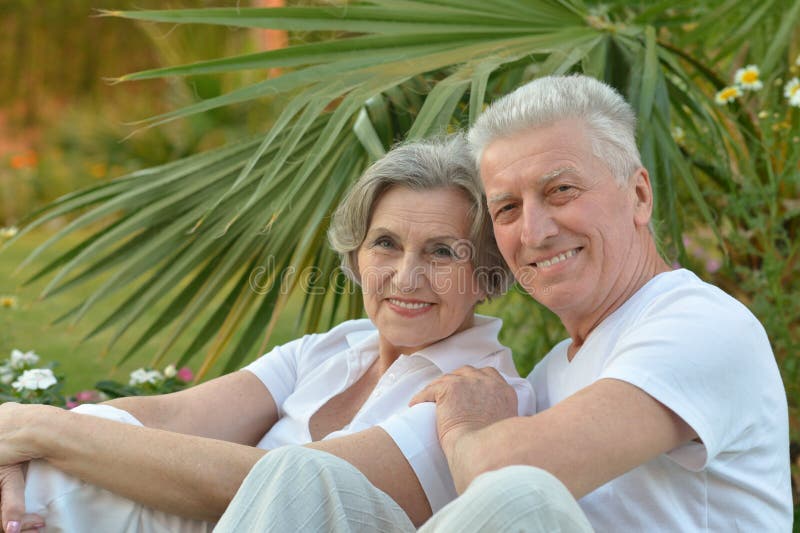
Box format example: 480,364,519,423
720,88,738,99
741,71,759,83
791,85,800,97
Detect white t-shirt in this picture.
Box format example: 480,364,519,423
245,314,535,513
528,269,792,531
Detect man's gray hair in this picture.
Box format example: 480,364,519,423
468,74,642,183
328,135,511,297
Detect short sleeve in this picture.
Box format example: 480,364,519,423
599,293,771,470
377,376,535,513
243,337,306,410
377,402,455,513
507,375,536,416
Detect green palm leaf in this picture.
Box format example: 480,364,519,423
17,0,798,379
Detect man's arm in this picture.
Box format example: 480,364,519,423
413,369,696,497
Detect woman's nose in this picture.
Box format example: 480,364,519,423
393,254,425,292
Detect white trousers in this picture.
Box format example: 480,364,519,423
215,446,594,533
24,404,213,533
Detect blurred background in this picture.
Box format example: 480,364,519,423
0,0,292,390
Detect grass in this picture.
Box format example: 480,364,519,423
0,227,304,393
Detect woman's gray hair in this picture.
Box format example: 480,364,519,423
468,74,642,184
328,135,511,298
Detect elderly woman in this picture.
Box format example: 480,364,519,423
0,136,533,533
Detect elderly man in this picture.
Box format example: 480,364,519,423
215,75,792,532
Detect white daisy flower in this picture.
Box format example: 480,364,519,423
0,226,18,239
715,85,742,105
734,65,763,91
784,78,800,107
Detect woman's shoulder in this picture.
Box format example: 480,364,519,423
289,318,378,362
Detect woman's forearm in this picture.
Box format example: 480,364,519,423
22,405,266,521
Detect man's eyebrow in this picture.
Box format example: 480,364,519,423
487,166,580,205
487,192,515,205
540,166,580,183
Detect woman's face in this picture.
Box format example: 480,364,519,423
357,186,485,355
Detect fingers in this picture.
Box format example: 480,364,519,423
20,514,46,532
409,381,443,406
1,466,43,533
409,366,507,406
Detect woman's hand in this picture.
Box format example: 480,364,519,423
0,403,48,466
0,403,50,533
1,463,46,533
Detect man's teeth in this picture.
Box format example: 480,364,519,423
388,299,431,309
536,248,578,268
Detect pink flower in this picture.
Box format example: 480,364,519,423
66,400,79,409
705,258,721,273
75,390,99,402
176,367,194,382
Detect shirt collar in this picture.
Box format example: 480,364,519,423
414,314,508,373
345,315,507,374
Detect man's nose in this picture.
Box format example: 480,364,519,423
520,205,558,248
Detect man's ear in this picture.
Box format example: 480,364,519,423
631,167,653,227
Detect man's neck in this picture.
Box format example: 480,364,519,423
564,240,670,361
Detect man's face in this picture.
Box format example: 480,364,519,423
479,119,650,320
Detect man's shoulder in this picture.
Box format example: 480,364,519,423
627,269,759,329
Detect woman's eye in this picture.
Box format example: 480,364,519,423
374,237,394,249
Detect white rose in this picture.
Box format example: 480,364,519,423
10,349,40,369
163,364,177,378
129,368,164,386
11,368,57,391
0,364,15,385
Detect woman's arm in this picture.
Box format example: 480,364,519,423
2,406,430,524
103,370,279,445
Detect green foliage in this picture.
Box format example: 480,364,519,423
5,0,799,436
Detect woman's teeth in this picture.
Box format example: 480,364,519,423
388,299,431,309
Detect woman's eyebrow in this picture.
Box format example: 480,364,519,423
364,227,396,237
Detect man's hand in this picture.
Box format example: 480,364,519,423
410,365,518,462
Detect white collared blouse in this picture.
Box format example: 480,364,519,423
244,314,535,513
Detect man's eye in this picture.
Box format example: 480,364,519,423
433,246,454,258
494,204,516,218
556,185,572,193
